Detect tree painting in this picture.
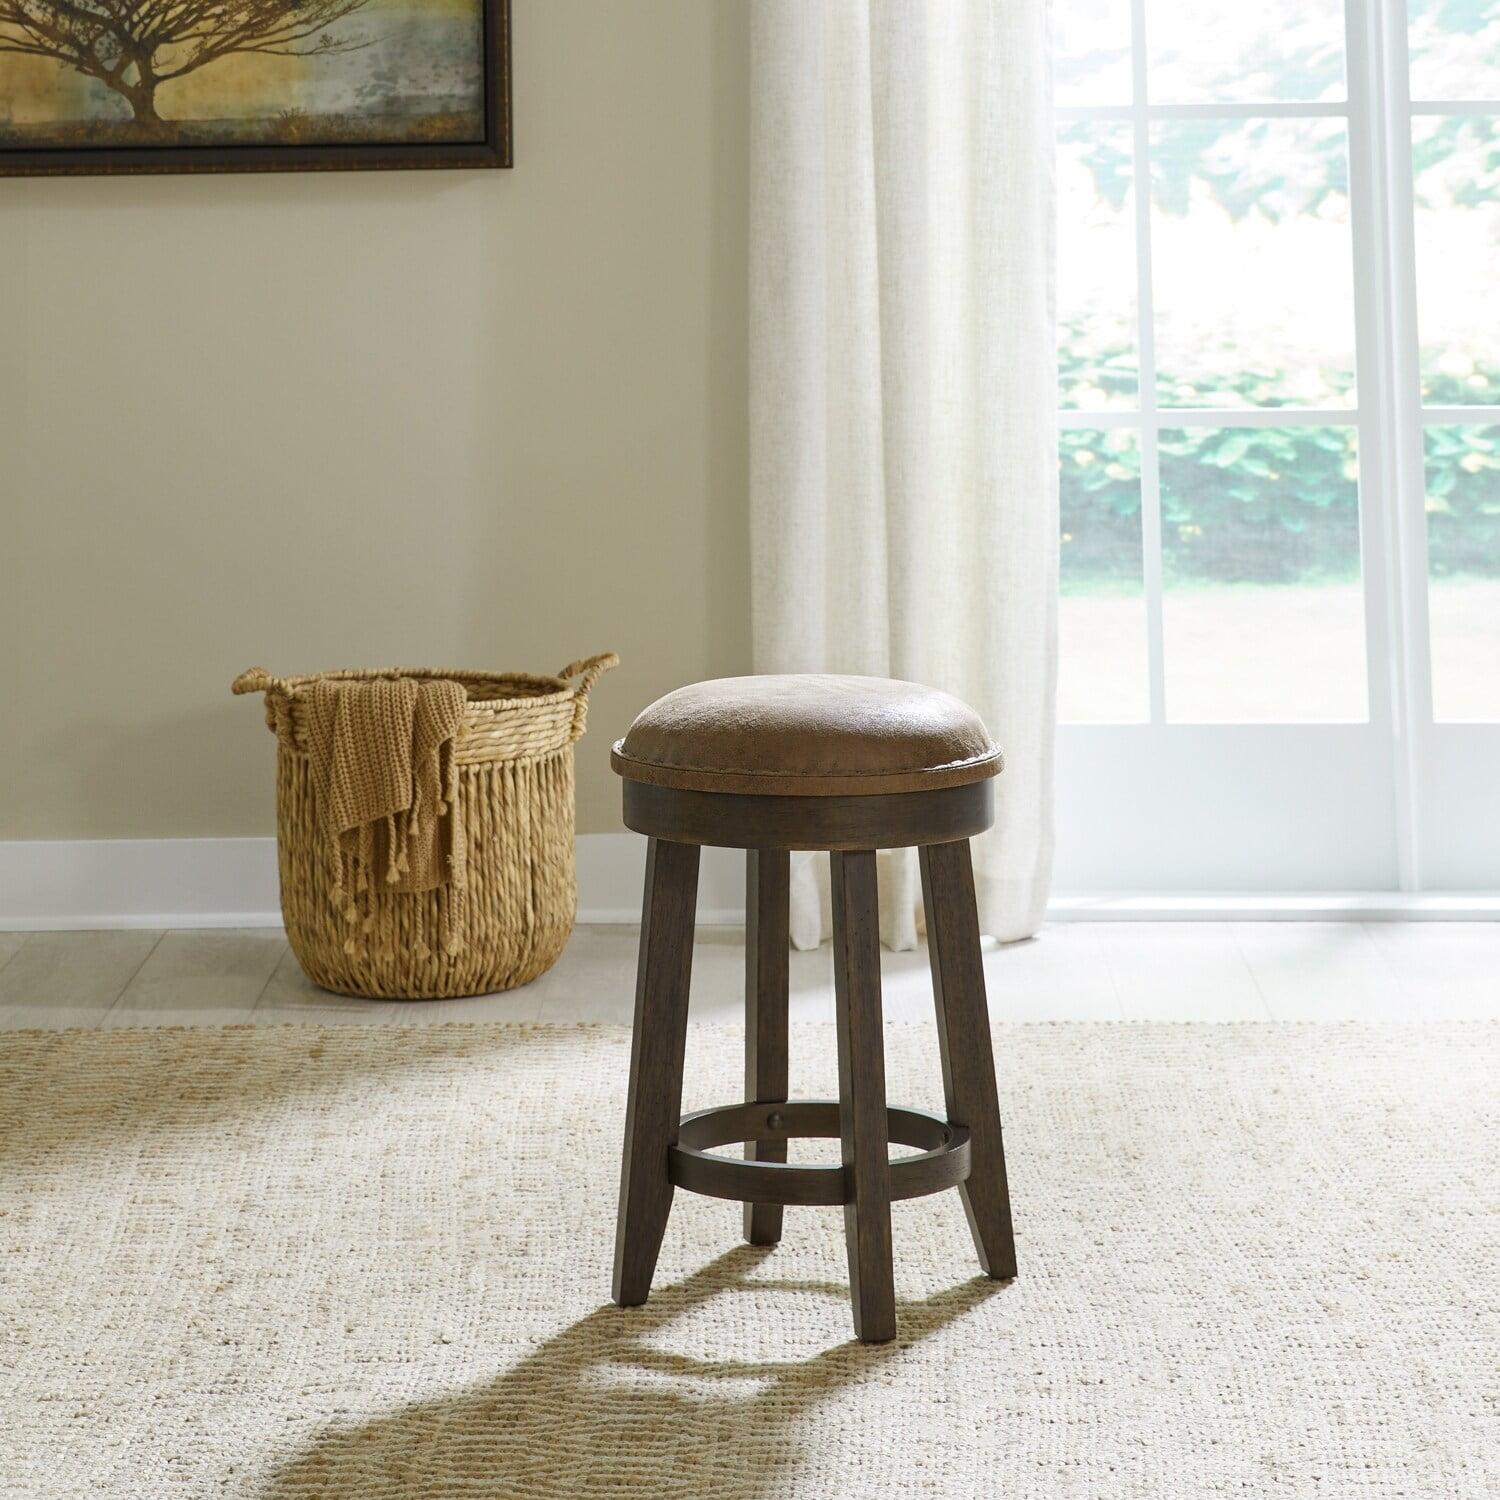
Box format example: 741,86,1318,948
0,0,371,129
0,0,504,169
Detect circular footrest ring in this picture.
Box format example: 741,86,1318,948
668,1099,970,1207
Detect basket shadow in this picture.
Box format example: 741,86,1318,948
259,1246,1005,1500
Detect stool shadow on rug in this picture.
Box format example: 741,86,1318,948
261,1246,1005,1500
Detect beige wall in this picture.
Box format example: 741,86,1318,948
0,0,751,841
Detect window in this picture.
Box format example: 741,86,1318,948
1407,1,1500,721
1052,2,1500,893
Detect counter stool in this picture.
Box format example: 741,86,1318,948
609,674,1015,1344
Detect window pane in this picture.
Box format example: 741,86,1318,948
1059,124,1137,410
1152,119,1356,408
1055,0,1133,107
1060,428,1149,723
1408,0,1500,100
1412,116,1500,407
1160,426,1367,722
1146,0,1346,104
1426,424,1500,721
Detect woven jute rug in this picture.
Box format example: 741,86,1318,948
1,1021,1494,1498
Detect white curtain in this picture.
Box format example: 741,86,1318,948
750,0,1057,951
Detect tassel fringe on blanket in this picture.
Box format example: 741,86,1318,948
304,676,469,961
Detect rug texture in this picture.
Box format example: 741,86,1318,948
0,1021,1494,1499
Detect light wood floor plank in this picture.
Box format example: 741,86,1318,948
1,922,1497,1030
104,930,287,1029
984,924,1124,1022
0,934,28,974
534,926,653,1024
1233,923,1409,1021
0,931,163,1030
1097,922,1271,1021
251,945,545,1025
1362,922,1500,1020
252,946,397,1026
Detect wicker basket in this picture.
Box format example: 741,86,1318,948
232,654,618,1000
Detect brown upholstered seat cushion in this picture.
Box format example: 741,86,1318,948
611,674,1003,797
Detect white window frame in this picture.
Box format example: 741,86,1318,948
1052,0,1500,900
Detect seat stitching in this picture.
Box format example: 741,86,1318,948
609,746,1005,778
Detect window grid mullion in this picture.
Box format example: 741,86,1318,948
1376,0,1436,879
1421,406,1500,423
1061,408,1363,429
1130,0,1167,727
1059,101,1351,123
1409,100,1500,114
1348,0,1429,888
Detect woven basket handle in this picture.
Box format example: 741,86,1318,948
231,667,284,696
558,652,619,742
231,667,292,736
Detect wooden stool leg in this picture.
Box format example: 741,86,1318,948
744,849,790,1245
830,849,896,1344
612,837,701,1307
919,839,1018,1280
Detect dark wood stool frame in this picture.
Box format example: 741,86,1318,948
612,777,1016,1344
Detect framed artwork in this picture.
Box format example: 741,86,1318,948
0,0,509,175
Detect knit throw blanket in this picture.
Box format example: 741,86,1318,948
305,677,468,960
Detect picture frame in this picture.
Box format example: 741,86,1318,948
0,0,510,176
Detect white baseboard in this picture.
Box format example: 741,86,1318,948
0,838,283,931
573,834,745,925
1047,892,1500,921
1,835,1497,931
0,834,746,931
